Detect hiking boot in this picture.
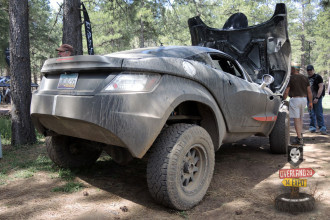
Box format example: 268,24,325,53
320,126,327,135
309,128,316,133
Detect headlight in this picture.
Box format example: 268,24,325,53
104,73,161,92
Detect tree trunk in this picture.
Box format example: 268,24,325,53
62,0,83,55
9,0,36,145
33,66,37,85
140,17,144,48
300,3,306,71
139,0,145,48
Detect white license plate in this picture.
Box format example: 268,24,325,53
57,73,78,89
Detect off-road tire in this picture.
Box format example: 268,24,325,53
275,193,315,213
46,135,102,169
147,123,215,210
269,101,290,154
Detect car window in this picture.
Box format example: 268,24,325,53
212,59,222,70
227,61,244,78
209,54,244,79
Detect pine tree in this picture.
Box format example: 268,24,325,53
9,0,36,145
0,0,9,75
62,0,83,55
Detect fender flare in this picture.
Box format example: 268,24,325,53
163,83,226,152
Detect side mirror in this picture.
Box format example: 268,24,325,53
260,74,274,89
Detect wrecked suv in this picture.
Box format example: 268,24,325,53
31,3,291,210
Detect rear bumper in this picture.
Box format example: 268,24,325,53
31,93,167,158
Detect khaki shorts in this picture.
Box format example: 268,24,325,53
289,97,307,119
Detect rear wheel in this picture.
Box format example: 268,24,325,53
104,146,133,165
147,124,215,210
269,101,290,154
46,135,102,169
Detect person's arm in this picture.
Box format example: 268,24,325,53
307,86,313,110
283,86,290,100
313,82,324,104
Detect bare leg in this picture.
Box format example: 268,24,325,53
294,118,302,138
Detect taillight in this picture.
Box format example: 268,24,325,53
104,73,161,92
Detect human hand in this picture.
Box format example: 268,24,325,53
313,98,318,104
308,102,313,110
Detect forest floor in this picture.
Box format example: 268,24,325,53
0,105,329,220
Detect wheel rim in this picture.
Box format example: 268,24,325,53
181,144,207,193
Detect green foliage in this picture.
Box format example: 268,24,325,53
0,152,53,176
178,210,188,219
0,144,54,185
84,0,134,54
0,0,9,72
51,181,85,193
58,168,76,181
0,142,85,193
0,116,11,144
13,169,35,179
0,0,329,80
0,0,60,81
313,7,330,74
0,116,44,144
28,0,61,82
322,94,330,113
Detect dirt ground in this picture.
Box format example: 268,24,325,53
0,106,329,219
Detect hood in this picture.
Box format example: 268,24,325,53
188,3,291,94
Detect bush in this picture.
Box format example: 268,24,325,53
0,116,44,144
0,116,11,145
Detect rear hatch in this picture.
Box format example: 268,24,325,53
188,3,291,94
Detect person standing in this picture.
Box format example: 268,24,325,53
307,64,327,135
4,87,11,104
283,64,313,145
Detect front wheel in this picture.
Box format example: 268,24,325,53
147,124,215,210
46,135,102,169
269,101,290,154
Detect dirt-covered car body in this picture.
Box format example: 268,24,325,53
31,45,281,157
30,3,291,210
31,4,290,159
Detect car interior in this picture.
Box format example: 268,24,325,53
209,54,244,79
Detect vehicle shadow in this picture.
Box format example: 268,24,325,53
76,156,166,211
76,135,288,213
75,113,330,214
